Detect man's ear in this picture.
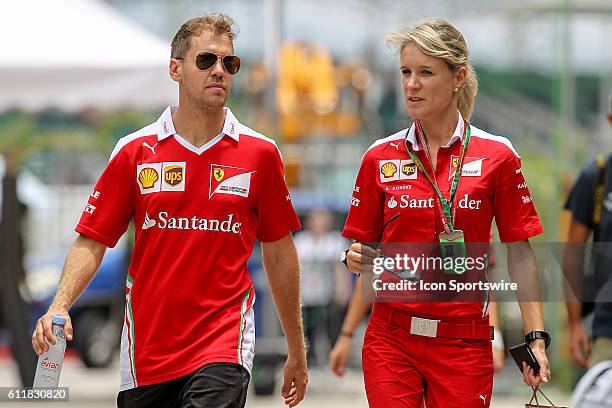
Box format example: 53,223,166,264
169,58,182,83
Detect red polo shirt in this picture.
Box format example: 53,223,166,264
76,106,300,390
343,112,543,319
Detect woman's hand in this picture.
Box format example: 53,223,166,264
345,243,378,275
522,340,550,386
329,335,353,376
492,344,505,373
506,241,550,386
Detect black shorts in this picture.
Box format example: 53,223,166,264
117,363,250,408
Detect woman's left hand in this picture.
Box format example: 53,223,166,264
492,345,505,373
522,340,550,386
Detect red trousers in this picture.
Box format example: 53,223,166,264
362,304,493,408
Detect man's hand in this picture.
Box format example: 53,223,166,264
346,243,377,275
261,234,308,406
523,340,550,387
31,234,106,356
562,219,590,367
281,352,308,407
568,322,590,368
32,308,73,355
329,335,352,376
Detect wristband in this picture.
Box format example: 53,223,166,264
340,331,353,338
525,330,551,349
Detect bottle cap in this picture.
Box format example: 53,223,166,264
52,315,66,325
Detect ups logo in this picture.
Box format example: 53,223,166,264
164,166,184,186
402,162,416,176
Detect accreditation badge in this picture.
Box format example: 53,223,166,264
439,229,467,274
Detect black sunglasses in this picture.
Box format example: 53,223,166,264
175,52,241,75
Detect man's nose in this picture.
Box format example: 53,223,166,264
210,57,225,76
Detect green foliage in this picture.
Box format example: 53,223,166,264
477,67,600,127
0,113,39,155
0,109,154,177
95,109,154,155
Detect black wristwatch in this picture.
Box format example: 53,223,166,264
525,331,551,350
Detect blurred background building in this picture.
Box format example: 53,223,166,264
1,0,611,405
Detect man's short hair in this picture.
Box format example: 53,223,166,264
171,14,239,59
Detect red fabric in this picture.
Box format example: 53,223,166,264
362,303,494,408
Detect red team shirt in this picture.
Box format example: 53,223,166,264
343,112,543,319
76,106,300,390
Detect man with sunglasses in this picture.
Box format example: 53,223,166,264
32,14,308,408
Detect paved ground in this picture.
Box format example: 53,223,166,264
0,357,571,407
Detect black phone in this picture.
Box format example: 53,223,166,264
509,342,540,375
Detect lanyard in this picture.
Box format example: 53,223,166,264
405,119,471,233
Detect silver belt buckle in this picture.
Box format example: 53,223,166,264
410,317,439,337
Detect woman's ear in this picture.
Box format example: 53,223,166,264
454,66,468,90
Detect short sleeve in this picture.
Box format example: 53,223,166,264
564,162,596,229
493,151,543,243
75,149,135,248
255,147,301,242
342,153,384,243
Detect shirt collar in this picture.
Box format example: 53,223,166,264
405,111,465,151
221,107,240,141
156,106,241,142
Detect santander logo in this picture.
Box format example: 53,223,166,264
142,211,242,234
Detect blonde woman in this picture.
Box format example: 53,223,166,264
342,19,550,407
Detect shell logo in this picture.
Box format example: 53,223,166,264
139,168,159,189
381,162,398,178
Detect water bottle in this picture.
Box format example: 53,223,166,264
33,315,67,388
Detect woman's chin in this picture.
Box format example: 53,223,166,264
406,105,430,120
407,110,428,121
